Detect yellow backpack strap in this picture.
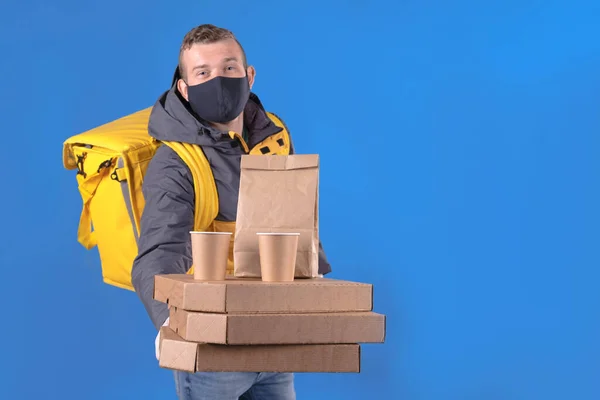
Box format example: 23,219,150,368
266,112,290,145
76,166,108,249
161,141,219,232
250,112,292,156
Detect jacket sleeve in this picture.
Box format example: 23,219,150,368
131,145,195,330
285,119,332,276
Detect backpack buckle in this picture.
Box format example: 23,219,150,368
76,152,88,179
97,159,113,173
111,168,127,182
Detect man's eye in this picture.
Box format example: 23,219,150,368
226,66,235,71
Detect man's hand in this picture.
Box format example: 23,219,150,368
155,317,170,360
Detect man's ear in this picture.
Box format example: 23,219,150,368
177,79,189,101
246,66,256,89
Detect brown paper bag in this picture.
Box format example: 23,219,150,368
234,154,320,278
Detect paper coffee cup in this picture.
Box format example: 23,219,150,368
256,233,300,282
190,231,232,281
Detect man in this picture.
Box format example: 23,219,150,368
131,24,331,399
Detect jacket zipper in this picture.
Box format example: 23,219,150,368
228,131,250,153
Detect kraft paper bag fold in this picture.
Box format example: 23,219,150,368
234,154,320,278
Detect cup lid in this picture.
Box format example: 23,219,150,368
190,231,232,235
256,232,301,235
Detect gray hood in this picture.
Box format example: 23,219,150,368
148,72,282,151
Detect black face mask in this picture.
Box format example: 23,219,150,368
186,75,250,124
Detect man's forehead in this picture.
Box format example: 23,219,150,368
183,40,243,65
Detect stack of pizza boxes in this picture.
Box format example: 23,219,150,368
155,154,385,373
154,274,386,373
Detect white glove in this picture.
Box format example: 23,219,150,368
155,317,170,360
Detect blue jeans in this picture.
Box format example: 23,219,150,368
174,371,296,400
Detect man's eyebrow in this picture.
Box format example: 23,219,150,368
191,58,239,71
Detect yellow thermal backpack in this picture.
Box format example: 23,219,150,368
63,106,291,291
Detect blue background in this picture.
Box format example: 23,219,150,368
1,0,599,399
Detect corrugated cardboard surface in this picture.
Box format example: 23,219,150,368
158,326,198,373
169,307,386,345
154,274,373,313
159,326,360,373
